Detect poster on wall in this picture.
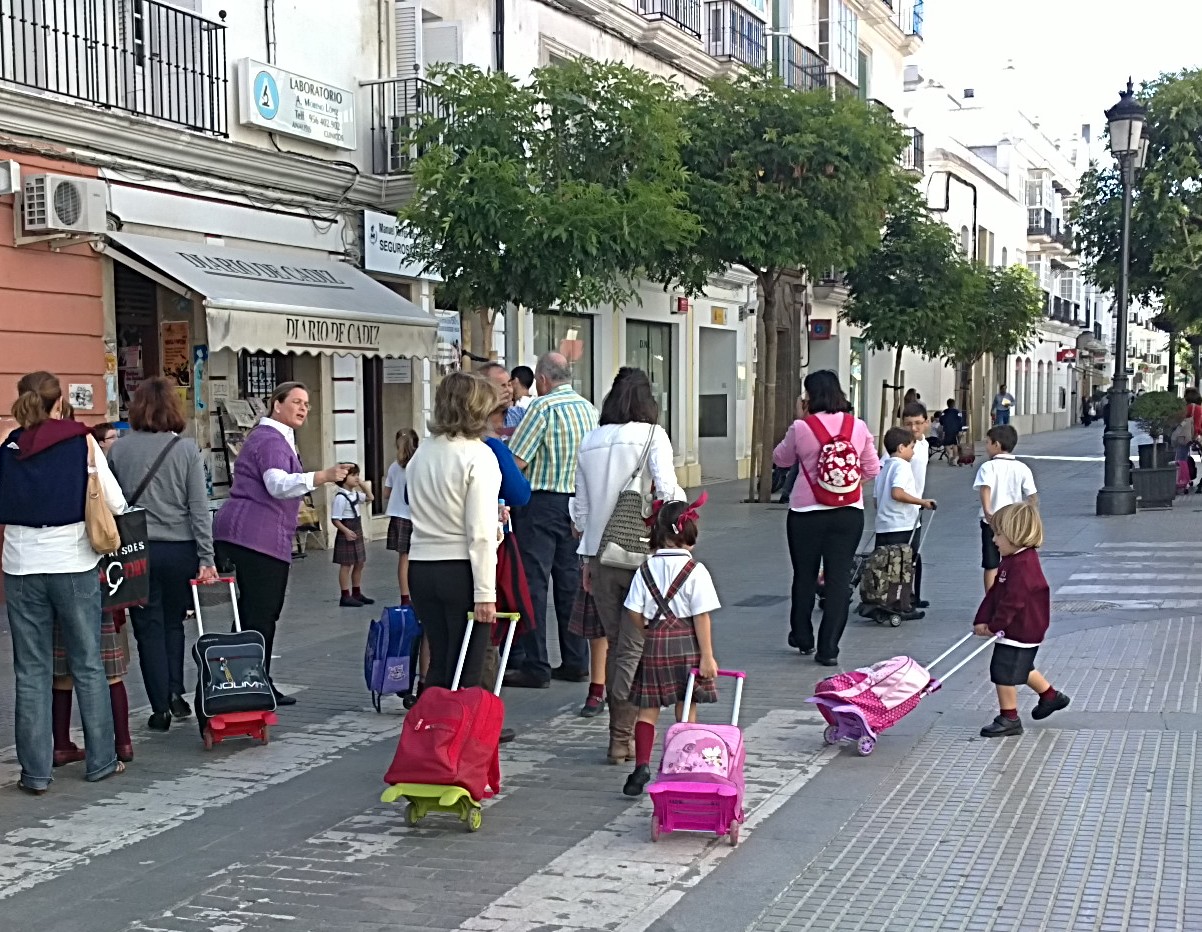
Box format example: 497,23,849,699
161,321,191,386
382,358,413,384
68,383,94,412
435,310,462,376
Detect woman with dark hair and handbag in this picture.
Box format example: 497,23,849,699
0,371,127,793
212,382,349,707
774,369,881,667
572,367,683,763
109,377,218,732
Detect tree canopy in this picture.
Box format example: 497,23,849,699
398,59,698,318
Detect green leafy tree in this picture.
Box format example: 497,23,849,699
398,59,699,358
943,265,1045,439
841,188,976,444
1073,70,1202,317
674,71,905,501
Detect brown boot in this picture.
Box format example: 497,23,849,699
607,699,637,765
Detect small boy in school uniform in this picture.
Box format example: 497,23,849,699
973,502,1070,737
874,427,936,618
878,404,933,606
973,425,1038,592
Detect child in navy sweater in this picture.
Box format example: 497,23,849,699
972,502,1070,737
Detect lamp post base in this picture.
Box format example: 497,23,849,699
1096,486,1138,516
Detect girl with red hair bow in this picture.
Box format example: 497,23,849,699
620,492,721,797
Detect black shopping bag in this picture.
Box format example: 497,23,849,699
99,509,150,611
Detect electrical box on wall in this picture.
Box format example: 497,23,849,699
670,296,690,315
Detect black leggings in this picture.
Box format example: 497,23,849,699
215,542,290,677
786,508,865,660
409,560,491,690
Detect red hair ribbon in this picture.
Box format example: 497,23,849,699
645,491,709,530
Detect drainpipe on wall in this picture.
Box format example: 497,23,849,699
494,0,505,71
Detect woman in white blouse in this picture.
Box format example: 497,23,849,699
572,368,684,765
0,371,128,793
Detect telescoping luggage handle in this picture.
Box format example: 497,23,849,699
189,577,242,637
456,612,520,696
924,629,1002,691
681,669,746,726
909,500,936,550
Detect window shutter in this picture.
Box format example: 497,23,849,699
422,21,462,68
395,1,422,78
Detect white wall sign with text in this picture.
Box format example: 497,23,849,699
363,210,442,280
238,59,355,150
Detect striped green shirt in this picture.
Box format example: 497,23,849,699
509,384,599,493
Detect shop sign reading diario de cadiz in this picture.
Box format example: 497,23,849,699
238,59,355,150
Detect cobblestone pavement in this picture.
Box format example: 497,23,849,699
2,424,1201,931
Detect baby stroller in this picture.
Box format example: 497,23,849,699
809,630,1001,756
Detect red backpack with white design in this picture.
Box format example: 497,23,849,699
802,414,863,507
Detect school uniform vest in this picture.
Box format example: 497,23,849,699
212,424,302,563
0,428,87,527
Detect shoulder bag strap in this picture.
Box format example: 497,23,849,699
628,424,656,485
128,434,183,507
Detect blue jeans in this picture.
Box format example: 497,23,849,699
994,408,1011,425
5,570,118,788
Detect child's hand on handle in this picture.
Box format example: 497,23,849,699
973,623,992,637
922,499,937,510
699,655,719,680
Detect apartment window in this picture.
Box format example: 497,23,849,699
857,50,870,101
819,0,858,84
960,226,971,256
1001,247,1008,267
533,311,595,401
706,1,767,68
238,352,293,400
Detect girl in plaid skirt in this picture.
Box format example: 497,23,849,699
622,494,720,796
332,465,374,607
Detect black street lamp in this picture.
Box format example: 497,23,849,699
1097,79,1149,517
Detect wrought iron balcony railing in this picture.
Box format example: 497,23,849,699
774,34,827,93
0,0,228,135
365,75,448,175
1028,208,1053,237
635,0,703,39
705,0,766,69
899,127,924,174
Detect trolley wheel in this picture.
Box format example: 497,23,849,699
857,737,876,756
650,818,661,843
202,728,214,751
888,614,903,628
729,821,740,847
466,807,483,832
402,694,417,710
406,802,423,825
822,724,839,746
259,725,270,745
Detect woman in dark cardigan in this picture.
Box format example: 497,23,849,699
211,382,347,705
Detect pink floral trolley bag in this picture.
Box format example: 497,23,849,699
647,668,747,846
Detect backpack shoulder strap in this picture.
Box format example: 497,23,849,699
838,414,856,441
804,415,834,446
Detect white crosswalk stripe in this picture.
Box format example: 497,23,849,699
1054,543,1202,610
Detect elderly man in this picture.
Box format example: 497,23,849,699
504,352,598,688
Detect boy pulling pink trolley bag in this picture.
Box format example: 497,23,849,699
648,669,746,846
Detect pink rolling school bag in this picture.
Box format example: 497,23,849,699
647,669,747,846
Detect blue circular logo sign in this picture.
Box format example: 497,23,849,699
254,71,279,121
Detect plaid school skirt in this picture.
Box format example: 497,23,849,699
386,516,413,554
629,614,718,709
333,516,368,565
53,610,129,680
567,585,604,640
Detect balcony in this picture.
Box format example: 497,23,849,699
774,35,827,93
365,76,447,176
1054,223,1074,251
899,127,925,175
0,0,228,135
1028,208,1053,239
635,0,702,38
812,267,849,303
705,0,767,70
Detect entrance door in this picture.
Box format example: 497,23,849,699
626,320,674,438
698,328,738,480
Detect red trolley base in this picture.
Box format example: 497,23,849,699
202,710,279,749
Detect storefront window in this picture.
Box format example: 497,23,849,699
238,352,292,400
533,311,595,401
626,320,675,438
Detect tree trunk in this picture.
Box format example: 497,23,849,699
757,277,780,504
748,376,763,503
478,308,498,361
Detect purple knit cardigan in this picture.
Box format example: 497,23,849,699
212,424,303,563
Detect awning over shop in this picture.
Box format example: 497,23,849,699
103,233,436,359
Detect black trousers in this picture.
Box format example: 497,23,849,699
874,528,922,599
786,508,864,661
215,542,290,677
409,559,491,690
511,491,588,679
129,540,200,713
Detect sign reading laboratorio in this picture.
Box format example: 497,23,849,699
238,59,355,150
363,210,442,280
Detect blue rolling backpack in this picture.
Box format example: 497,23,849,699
365,605,422,711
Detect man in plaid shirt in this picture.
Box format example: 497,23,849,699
505,353,598,688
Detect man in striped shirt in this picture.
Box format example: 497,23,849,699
505,352,599,688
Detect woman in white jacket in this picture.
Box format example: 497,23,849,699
572,368,683,764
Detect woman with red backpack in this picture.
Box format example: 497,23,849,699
773,370,881,667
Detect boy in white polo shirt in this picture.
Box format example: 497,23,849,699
875,427,937,614
974,424,1038,591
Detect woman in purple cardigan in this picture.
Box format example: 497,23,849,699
212,382,347,705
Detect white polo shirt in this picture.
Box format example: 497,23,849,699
973,454,1037,519
625,549,721,621
875,456,921,534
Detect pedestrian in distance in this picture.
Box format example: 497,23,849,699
992,384,1016,426
973,425,1038,592
384,428,419,605
872,427,936,620
938,398,965,465
972,502,1070,738
331,464,374,607
508,365,535,428
621,495,720,797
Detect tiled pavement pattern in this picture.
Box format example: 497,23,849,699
751,727,1202,932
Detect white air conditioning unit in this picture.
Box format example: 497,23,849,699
22,174,107,235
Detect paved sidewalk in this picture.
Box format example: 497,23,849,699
1,422,1200,931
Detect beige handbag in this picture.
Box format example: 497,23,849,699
85,437,120,553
